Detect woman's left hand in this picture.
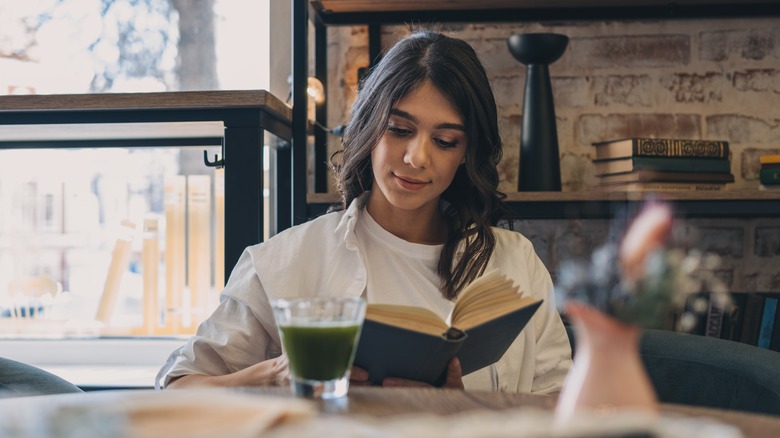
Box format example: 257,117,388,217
381,357,464,389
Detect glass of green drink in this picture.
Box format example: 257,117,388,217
271,296,366,399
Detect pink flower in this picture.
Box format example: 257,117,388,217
619,203,673,283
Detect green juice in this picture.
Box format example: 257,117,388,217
279,323,361,381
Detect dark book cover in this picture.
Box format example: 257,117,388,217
739,294,766,346
704,297,724,338
764,293,780,352
720,293,747,342
759,168,780,185
757,296,778,349
353,300,542,386
593,156,731,176
592,138,730,160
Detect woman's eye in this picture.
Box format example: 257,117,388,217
434,138,458,148
388,126,412,136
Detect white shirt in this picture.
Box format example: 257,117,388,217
156,195,572,393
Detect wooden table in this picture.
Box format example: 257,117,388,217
245,386,780,437
1,386,778,437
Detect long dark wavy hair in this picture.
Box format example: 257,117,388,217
331,30,509,300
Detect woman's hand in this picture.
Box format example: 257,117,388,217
381,357,464,389
167,355,290,388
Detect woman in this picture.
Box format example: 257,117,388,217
157,31,571,393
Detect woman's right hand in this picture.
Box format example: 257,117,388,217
166,355,290,388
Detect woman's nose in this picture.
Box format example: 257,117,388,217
404,136,432,169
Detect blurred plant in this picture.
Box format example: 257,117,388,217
555,202,731,331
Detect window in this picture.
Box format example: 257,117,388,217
0,0,274,340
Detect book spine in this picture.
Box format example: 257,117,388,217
631,138,729,158
757,296,778,349
759,168,780,185
187,175,212,330
599,182,725,192
720,293,746,342
164,176,186,333
704,299,724,338
769,296,780,352
142,216,160,335
595,156,731,175
739,293,765,346
95,220,135,326
759,154,780,165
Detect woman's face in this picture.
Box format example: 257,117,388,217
369,81,467,217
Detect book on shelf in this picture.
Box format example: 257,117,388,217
759,154,780,165
739,293,765,346
720,293,746,342
597,169,735,185
757,296,778,349
353,268,542,386
768,294,780,352
759,168,780,186
592,138,730,161
705,297,725,338
598,182,726,192
593,156,731,176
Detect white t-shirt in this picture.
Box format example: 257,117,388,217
156,195,572,392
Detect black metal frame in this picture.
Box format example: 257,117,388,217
0,104,292,281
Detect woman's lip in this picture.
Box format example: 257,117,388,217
394,174,429,190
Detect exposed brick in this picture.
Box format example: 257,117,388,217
756,227,780,257
691,227,744,257
553,76,591,108
577,113,701,147
707,115,780,144
560,153,592,191
497,114,521,186
593,75,653,107
700,28,780,62
569,35,690,68
491,75,524,115
744,271,780,292
472,37,529,73
660,72,724,103
733,69,780,94
741,148,780,179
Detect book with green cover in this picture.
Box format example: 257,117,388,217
353,269,542,386
592,138,730,161
760,168,780,185
593,156,731,176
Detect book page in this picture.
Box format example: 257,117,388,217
450,269,540,331
366,304,449,336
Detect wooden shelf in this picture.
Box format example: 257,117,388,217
310,0,780,24
308,190,780,219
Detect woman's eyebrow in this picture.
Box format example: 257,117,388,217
389,108,465,132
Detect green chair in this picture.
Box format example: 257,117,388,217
565,327,780,415
0,357,82,397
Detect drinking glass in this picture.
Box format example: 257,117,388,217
271,296,366,399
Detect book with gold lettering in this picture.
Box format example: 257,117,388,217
593,138,730,161
354,269,541,386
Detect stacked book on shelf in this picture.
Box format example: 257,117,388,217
759,154,780,190
592,137,735,191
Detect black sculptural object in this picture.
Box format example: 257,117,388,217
507,33,569,191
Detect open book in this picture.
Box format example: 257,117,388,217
354,268,542,386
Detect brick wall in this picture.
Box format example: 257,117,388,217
323,18,780,291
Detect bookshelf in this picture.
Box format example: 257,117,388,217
307,190,780,220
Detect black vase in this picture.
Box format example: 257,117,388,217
507,33,569,192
